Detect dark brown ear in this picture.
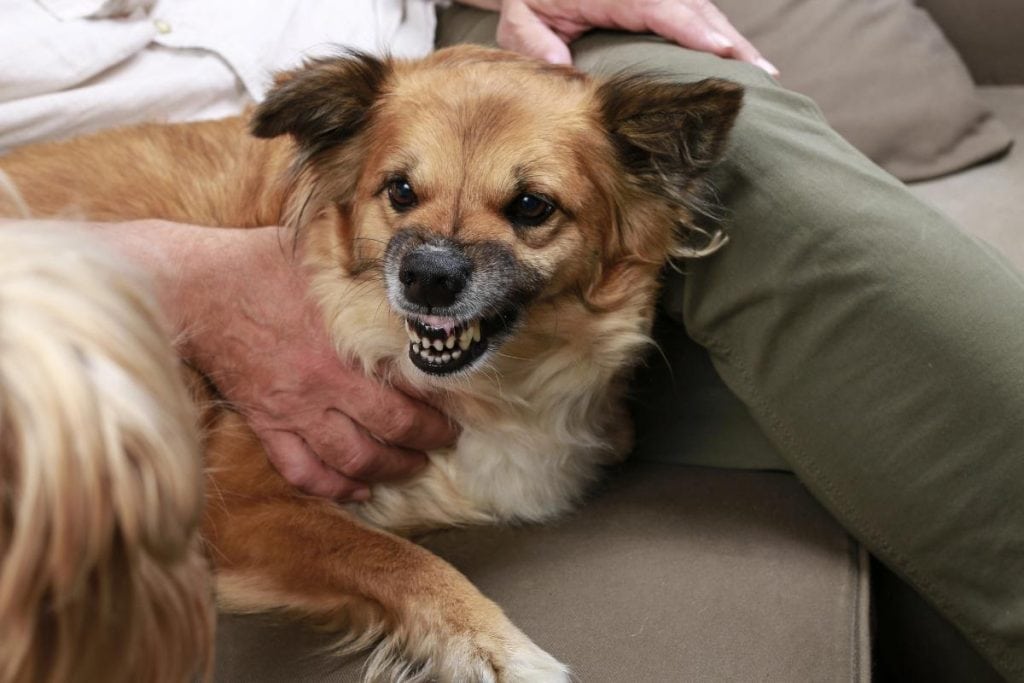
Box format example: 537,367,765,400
597,75,743,190
251,51,391,154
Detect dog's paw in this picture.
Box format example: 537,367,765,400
452,623,568,683
364,606,569,683
496,636,570,683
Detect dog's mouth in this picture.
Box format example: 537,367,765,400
404,311,516,376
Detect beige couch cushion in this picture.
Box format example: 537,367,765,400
214,465,869,682
713,0,1012,182
909,87,1024,270
916,0,1024,85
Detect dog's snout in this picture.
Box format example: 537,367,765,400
399,248,471,309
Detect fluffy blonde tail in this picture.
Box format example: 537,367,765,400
0,228,213,683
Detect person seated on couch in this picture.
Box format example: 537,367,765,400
2,1,1021,680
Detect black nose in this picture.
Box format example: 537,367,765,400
399,248,471,309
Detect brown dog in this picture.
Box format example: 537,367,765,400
0,46,741,681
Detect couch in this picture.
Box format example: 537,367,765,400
214,2,1022,680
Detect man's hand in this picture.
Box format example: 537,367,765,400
475,0,777,74
180,225,456,500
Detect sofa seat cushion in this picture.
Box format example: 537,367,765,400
214,465,869,682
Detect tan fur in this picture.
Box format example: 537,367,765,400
0,228,214,683
0,46,741,681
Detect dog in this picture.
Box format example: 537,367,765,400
0,45,742,681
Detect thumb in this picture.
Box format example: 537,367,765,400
496,0,573,65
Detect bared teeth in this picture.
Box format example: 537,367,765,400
408,317,484,367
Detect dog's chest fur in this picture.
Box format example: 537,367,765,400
310,257,651,532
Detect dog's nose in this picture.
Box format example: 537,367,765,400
399,248,471,309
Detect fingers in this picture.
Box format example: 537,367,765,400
334,368,458,452
686,1,779,75
306,410,429,483
259,428,371,500
639,1,777,75
497,0,573,65
497,0,780,75
639,2,730,56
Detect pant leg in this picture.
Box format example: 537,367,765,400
437,8,1024,680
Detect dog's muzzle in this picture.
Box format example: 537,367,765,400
385,231,538,377
397,244,505,375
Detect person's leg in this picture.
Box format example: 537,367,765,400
438,8,1024,680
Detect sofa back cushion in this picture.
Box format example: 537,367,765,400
716,0,1013,181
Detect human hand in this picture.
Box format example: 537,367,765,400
494,0,778,75
167,224,458,500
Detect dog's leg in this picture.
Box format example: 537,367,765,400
203,413,569,683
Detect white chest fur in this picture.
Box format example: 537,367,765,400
313,264,653,533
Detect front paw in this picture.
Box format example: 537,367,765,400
365,602,569,682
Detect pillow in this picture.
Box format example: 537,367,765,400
714,0,1012,181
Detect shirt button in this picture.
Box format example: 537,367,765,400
154,19,172,34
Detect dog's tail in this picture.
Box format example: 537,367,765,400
0,228,214,683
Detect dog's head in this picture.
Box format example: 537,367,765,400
252,46,741,379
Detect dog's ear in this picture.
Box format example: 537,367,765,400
251,51,391,154
597,75,743,187
596,75,743,261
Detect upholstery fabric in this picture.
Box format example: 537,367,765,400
712,0,1012,181
214,466,870,682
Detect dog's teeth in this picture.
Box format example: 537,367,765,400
432,339,444,351
420,336,431,348
445,335,456,349
419,350,430,359
412,343,420,353
451,350,462,359
405,322,419,343
441,353,451,362
471,321,481,343
459,328,472,350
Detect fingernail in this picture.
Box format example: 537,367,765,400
350,488,372,501
711,32,734,50
756,57,780,77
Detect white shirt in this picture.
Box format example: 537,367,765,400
0,0,439,150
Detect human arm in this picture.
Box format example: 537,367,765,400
0,217,457,499
455,0,777,74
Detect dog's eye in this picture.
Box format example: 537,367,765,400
505,193,554,227
387,178,418,211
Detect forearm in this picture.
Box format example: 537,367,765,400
0,217,280,359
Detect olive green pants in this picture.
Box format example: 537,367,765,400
438,8,1024,680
